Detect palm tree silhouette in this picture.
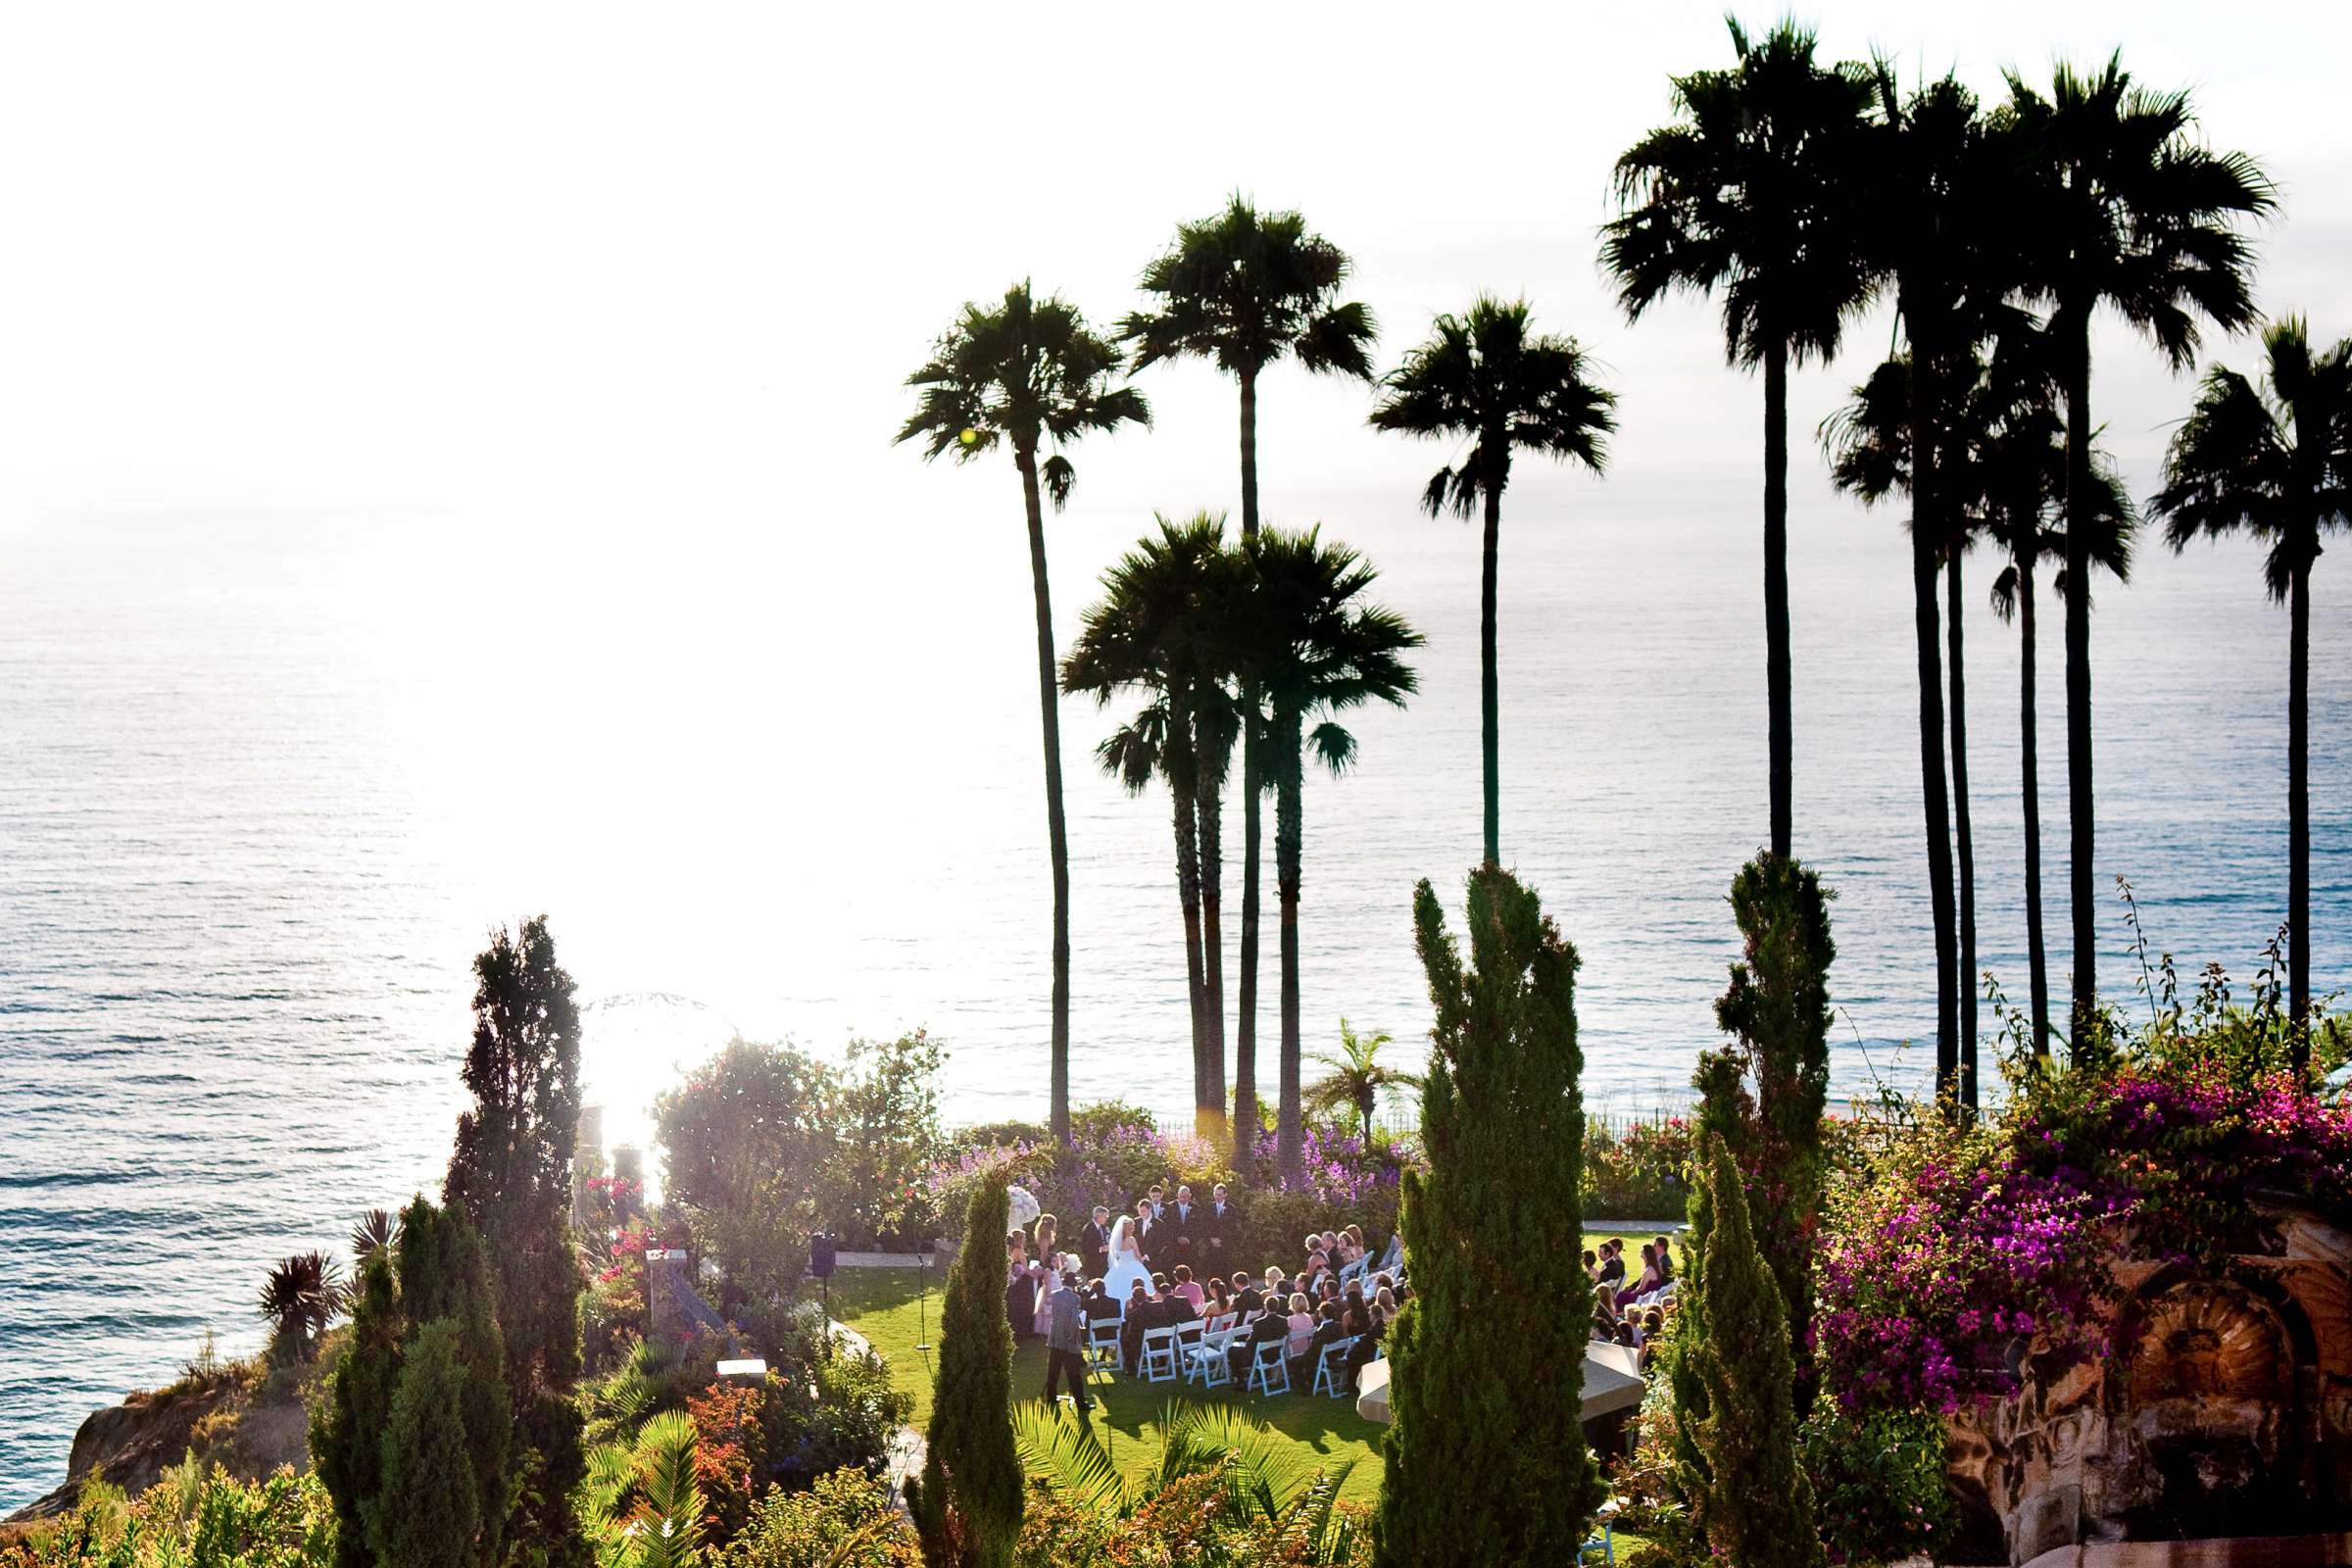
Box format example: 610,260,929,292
1237,527,1420,1182
1603,16,1877,862
2152,317,2352,1069
2003,58,2273,1042
1063,514,1246,1131
1369,296,1616,868
1122,197,1377,1162
1978,347,2137,1060
898,282,1151,1144
1305,1017,1422,1147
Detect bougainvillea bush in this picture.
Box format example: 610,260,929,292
1816,1040,2352,1420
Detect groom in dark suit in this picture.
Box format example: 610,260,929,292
1201,1183,1238,1268
1132,1198,1162,1271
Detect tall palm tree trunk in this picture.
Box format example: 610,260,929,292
1166,697,1210,1121
1907,350,1960,1102
1018,450,1072,1144
2289,553,2311,1073
1764,344,1794,860
1235,363,1263,1171
2062,316,2098,1048
1274,710,1306,1184
1947,550,1978,1111
1199,758,1228,1132
2018,548,2052,1058
1481,474,1503,867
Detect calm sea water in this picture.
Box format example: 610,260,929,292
2,495,2343,1508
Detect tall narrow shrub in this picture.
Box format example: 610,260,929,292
1374,867,1602,1567
377,1320,485,1568
445,916,588,1566
312,1253,403,1568
908,1179,1022,1568
1713,852,1834,1386
1690,1133,1822,1568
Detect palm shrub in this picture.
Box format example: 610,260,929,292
1688,1132,1822,1568
906,1179,1021,1568
580,1409,708,1568
258,1251,342,1365
899,283,1150,1147
1304,1018,1419,1147
1374,867,1601,1567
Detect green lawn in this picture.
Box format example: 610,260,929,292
817,1229,1677,1516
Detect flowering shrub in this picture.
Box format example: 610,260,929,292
1584,1115,1692,1219
1816,1046,2352,1419
690,1378,770,1543
1802,1404,1957,1566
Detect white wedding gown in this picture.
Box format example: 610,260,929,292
1101,1218,1152,1310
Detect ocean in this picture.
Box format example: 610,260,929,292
2,493,2342,1509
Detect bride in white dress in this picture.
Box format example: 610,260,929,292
1101,1213,1152,1310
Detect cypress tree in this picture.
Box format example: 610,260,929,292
1712,853,1835,1394
445,916,588,1567
1374,867,1603,1568
907,1178,1022,1568
1690,1133,1822,1568
313,1251,404,1568
377,1320,484,1568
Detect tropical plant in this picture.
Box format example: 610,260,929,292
899,282,1150,1146
1063,513,1247,1133
1603,16,1878,861
1236,528,1421,1182
257,1250,342,1364
2151,315,2352,1070
582,1409,708,1568
2003,57,2274,1038
1304,1017,1419,1146
350,1208,399,1268
1011,1399,1363,1564
906,1179,1021,1568
1122,198,1376,1168
1375,867,1601,1567
1368,296,1615,867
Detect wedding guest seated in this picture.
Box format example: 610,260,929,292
1340,1225,1366,1266
1233,1275,1265,1319
1082,1278,1121,1326
1618,1243,1664,1307
1581,1249,1598,1282
1118,1280,1152,1371
1295,1298,1346,1388
1228,1298,1290,1381
1613,1317,1638,1351
1591,1283,1619,1343
1315,1276,1340,1309
1653,1235,1675,1284
1171,1263,1204,1311
1203,1276,1234,1324
1303,1249,1331,1288
1284,1292,1315,1359
1372,1285,1397,1323
1595,1240,1626,1288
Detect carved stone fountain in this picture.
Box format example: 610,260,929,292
1943,1200,2352,1565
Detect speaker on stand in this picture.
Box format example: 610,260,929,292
809,1231,836,1318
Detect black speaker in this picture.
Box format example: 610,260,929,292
809,1232,837,1280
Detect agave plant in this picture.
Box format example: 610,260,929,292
1013,1399,1360,1562
256,1250,342,1363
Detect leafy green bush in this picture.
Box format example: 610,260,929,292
1582,1116,1692,1219
717,1469,920,1567
0,1466,334,1568
1801,1405,1955,1566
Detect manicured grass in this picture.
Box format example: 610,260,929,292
818,1229,1680,1516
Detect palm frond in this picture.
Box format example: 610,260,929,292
1012,1400,1128,1516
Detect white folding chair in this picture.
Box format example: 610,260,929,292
1184,1329,1232,1390
1579,1500,1620,1564
1083,1315,1122,1372
1140,1325,1180,1384
1247,1338,1290,1397
1311,1336,1358,1398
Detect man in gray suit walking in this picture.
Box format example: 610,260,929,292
1041,1266,1092,1414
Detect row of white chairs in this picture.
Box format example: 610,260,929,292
1081,1311,1371,1399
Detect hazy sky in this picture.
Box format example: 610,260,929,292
1,1,2346,546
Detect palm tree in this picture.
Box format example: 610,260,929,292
2003,59,2273,1041
1826,347,2135,1085
1305,1017,1421,1146
1122,198,1377,1168
1063,514,1245,1132
2152,317,2352,1070
1238,527,1420,1182
1978,352,2137,1059
1368,296,1616,867
1603,17,1877,861
257,1250,341,1363
899,283,1151,1144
